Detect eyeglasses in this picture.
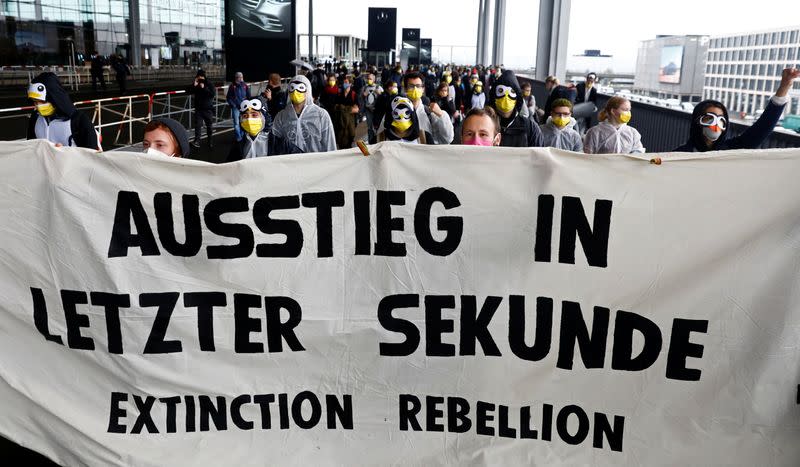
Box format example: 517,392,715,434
698,113,727,130
405,84,424,90
495,84,517,98
392,108,412,120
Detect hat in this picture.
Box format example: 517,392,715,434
150,117,190,157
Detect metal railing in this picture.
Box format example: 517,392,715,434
0,65,226,90
0,79,280,148
518,75,800,152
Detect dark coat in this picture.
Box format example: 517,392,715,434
499,114,544,148
575,82,597,105
188,74,216,111
26,72,98,149
673,98,785,152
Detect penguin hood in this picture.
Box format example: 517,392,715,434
30,72,76,118
489,69,523,113
290,75,315,106
689,99,729,152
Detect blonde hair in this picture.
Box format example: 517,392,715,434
598,96,630,122
545,76,559,86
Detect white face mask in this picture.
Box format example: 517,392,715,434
702,127,722,142
144,147,174,158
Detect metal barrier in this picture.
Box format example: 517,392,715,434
517,75,800,152
0,79,285,148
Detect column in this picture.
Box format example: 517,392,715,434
492,0,506,65
535,0,571,81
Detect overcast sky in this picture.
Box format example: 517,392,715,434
295,0,800,72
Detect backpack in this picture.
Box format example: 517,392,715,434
365,89,377,110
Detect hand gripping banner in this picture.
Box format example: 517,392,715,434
0,140,799,466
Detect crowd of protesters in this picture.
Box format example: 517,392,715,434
24,62,800,159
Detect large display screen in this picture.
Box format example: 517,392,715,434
229,0,293,39
224,0,296,81
659,45,683,84
401,28,420,66
420,38,432,65
367,8,397,51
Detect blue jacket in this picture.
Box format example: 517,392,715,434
673,98,786,152
226,82,250,109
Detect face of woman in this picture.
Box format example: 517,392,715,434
438,88,448,98
142,128,179,156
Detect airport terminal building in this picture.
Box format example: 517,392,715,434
633,35,708,104
0,0,223,66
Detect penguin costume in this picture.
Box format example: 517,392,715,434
26,72,98,149
226,98,302,162
378,96,432,144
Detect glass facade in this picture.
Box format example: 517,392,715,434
0,0,222,66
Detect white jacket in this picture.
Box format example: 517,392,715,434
583,121,645,154
540,117,583,152
271,74,336,153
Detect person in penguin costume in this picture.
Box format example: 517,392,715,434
26,72,99,150
377,96,432,144
488,69,544,148
227,98,302,162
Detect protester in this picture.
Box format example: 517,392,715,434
373,80,397,139
262,73,287,119
468,80,486,111
227,99,301,161
520,81,537,121
142,118,189,158
359,73,382,144
26,72,98,149
575,72,598,106
334,77,359,149
188,69,216,149
673,68,800,152
310,63,327,100
271,75,336,153
111,54,131,94
378,96,431,144
226,72,250,142
453,74,465,121
399,71,454,144
89,51,106,92
540,98,583,152
460,107,502,146
488,70,544,148
583,96,644,154
432,82,456,120
320,73,339,115
542,76,575,118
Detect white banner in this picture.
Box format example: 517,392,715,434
1,140,799,466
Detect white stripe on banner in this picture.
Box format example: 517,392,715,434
0,140,799,466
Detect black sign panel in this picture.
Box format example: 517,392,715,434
401,28,420,66
224,0,296,80
420,38,432,65
367,7,396,52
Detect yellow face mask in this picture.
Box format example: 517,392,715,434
328,80,336,87
405,87,423,101
241,117,264,137
496,95,516,114
388,87,398,95
392,119,413,132
445,76,452,84
290,90,306,105
523,90,531,97
474,86,483,94
36,102,55,117
618,110,631,124
552,116,570,128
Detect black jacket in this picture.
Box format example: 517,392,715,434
575,82,597,104
26,72,97,149
673,98,786,152
226,132,302,162
188,79,216,111
499,114,544,148
266,85,287,119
